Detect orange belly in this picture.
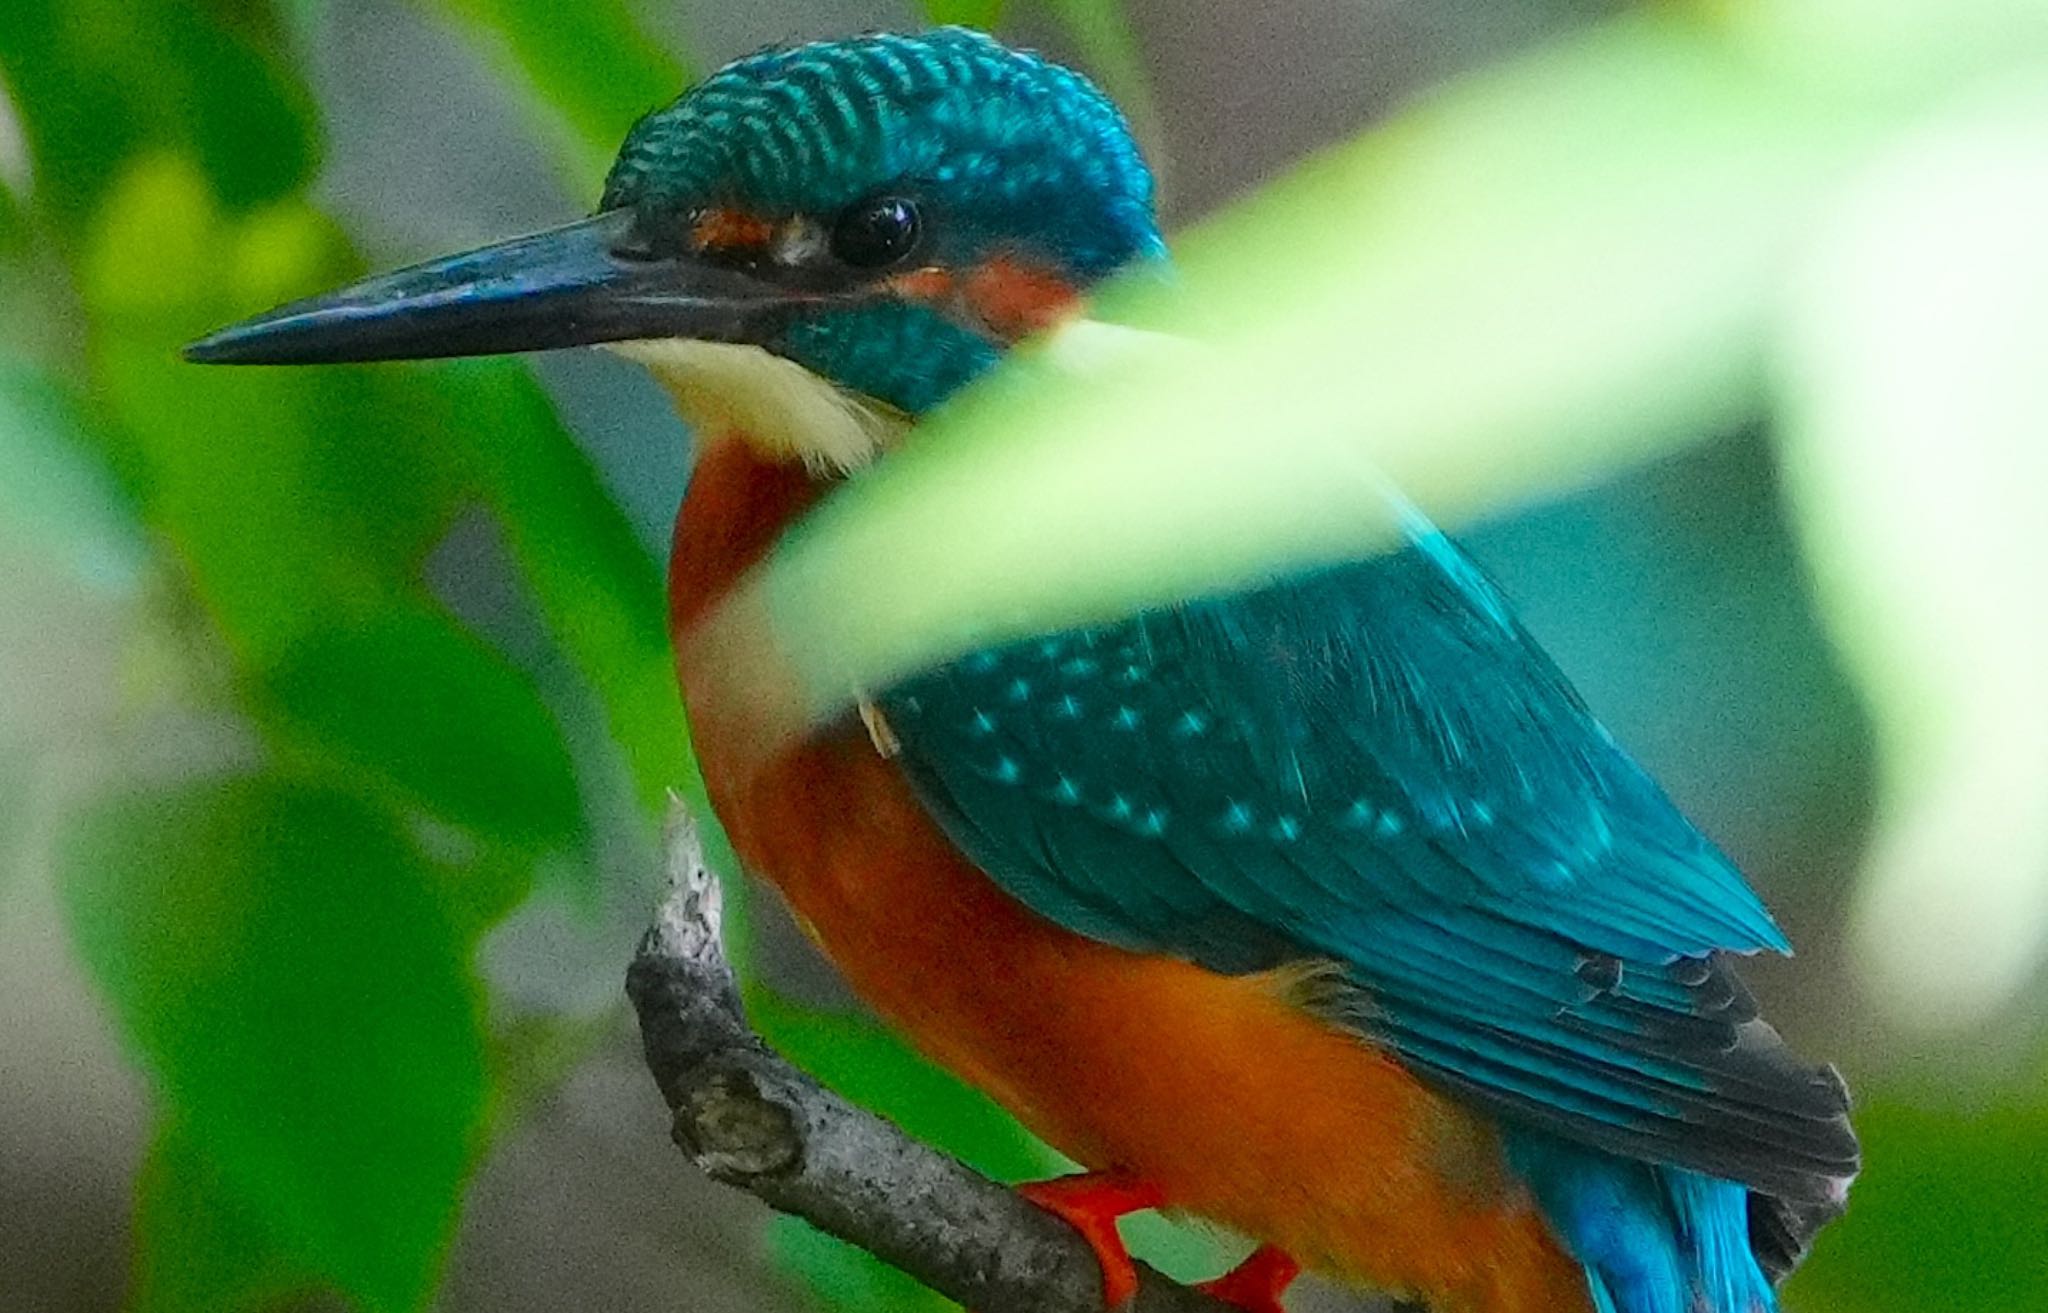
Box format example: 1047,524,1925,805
671,439,1592,1311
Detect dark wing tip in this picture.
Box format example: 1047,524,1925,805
1751,1181,1854,1284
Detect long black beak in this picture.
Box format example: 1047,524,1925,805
185,209,807,365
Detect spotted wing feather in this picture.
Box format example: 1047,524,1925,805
880,529,1858,1217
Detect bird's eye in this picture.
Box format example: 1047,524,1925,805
831,196,922,268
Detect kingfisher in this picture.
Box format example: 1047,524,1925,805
189,28,1857,1313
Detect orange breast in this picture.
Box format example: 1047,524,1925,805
671,439,1591,1311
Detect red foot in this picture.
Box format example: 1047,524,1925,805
1197,1245,1302,1313
1018,1171,1168,1308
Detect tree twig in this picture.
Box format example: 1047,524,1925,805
626,802,1238,1313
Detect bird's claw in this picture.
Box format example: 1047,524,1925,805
1017,1171,1167,1308
1196,1244,1301,1313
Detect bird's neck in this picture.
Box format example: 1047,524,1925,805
621,260,1099,477
660,266,1109,628
619,338,915,476
667,436,857,821
668,435,831,634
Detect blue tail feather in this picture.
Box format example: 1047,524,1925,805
1666,1170,1776,1313
1506,1130,1777,1313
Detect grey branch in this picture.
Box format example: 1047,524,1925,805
626,803,1237,1313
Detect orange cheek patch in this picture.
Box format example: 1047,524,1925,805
691,207,776,254
886,267,956,303
963,258,1080,341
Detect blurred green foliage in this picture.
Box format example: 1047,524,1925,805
0,3,1121,1310
2,1,692,1305
63,778,489,1313
920,2,1009,31
257,605,586,866
0,0,317,231
1,2,2045,1313
128,1121,309,1313
1815,1092,2048,1313
431,0,693,191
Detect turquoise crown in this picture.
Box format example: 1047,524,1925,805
600,27,1162,281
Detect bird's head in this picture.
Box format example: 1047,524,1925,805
188,28,1162,471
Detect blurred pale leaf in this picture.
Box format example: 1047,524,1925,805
0,360,143,589
1777,78,2048,1030
257,603,586,876
427,0,690,193
130,1121,312,1313
0,0,317,228
0,363,142,909
713,11,1846,736
1728,0,2048,112
60,775,489,1313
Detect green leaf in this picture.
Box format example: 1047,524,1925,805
60,775,489,1313
425,0,690,194
435,358,694,815
257,603,586,873
0,0,319,229
919,1,1008,29
130,1120,314,1313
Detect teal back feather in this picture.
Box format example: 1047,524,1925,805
879,544,1857,1309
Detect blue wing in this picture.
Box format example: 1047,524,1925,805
878,526,1857,1209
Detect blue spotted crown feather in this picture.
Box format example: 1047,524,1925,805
602,27,1161,280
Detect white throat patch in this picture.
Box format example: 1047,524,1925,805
609,338,910,474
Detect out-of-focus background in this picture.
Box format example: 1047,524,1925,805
2,2,2044,1312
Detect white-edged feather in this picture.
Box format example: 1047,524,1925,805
609,338,910,474
611,320,1191,474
